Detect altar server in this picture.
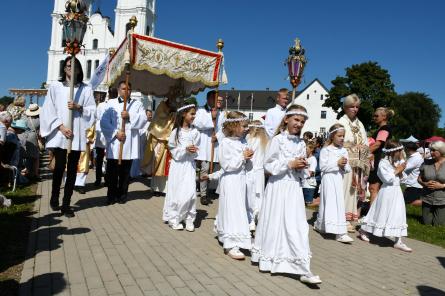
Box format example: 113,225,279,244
314,124,354,243
40,56,96,217
194,91,224,205
252,105,321,285
162,103,200,231
264,88,289,138
101,81,147,204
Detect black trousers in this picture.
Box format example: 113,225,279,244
51,148,81,209
95,147,105,183
106,159,133,202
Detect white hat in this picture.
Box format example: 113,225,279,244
25,104,40,116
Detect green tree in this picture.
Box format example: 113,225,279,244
323,61,397,130
0,96,14,106
390,92,441,140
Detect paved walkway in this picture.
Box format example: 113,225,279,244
19,175,445,296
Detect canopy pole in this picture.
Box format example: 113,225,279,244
118,16,138,165
209,38,224,174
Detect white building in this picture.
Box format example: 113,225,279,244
222,79,338,137
47,0,156,104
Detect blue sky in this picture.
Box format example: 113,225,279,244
1,0,444,126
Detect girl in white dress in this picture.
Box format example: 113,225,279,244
246,120,268,231
314,124,354,243
252,105,322,285
163,104,200,232
216,111,253,260
359,140,412,252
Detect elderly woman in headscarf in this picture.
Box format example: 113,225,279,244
337,94,370,232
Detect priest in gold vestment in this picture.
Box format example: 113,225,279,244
74,124,96,194
141,99,176,194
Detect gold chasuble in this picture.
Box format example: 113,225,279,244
77,125,96,174
141,101,175,176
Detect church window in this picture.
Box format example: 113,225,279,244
146,26,150,35
95,60,99,70
93,39,98,50
59,60,65,78
87,60,92,79
307,94,309,100
321,111,327,119
321,94,324,100
320,127,326,134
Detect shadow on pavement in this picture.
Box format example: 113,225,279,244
417,285,445,296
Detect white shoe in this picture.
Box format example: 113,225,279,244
227,247,245,260
185,221,195,232
358,231,370,242
336,234,354,243
249,221,256,231
300,274,322,284
394,242,413,252
170,223,184,230
3,198,12,207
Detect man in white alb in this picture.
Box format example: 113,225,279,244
264,88,289,138
101,81,147,204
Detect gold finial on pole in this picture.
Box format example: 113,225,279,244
129,16,138,30
108,48,116,55
217,38,224,53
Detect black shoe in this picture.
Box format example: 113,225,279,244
200,196,209,206
61,208,75,218
118,197,127,204
106,198,115,205
50,203,60,211
78,187,86,194
94,180,101,187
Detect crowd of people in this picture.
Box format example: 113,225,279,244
2,55,445,285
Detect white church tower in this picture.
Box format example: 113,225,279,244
114,0,156,45
47,0,156,96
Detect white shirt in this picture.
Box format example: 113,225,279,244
193,106,224,162
94,101,108,148
0,122,6,144
264,104,286,138
40,81,96,151
402,152,424,188
100,97,147,160
302,155,317,188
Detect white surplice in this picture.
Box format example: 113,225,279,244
361,159,408,237
314,145,351,234
252,131,312,275
193,106,225,162
94,101,108,149
216,137,251,250
264,105,285,138
40,82,96,151
100,98,147,160
162,127,200,224
245,135,266,222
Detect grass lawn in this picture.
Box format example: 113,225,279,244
0,184,38,296
406,204,445,248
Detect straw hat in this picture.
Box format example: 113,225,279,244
25,104,40,116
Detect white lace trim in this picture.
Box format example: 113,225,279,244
216,231,251,240
251,247,312,264
362,221,408,230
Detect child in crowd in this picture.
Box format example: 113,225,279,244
246,120,268,230
162,103,200,232
302,142,317,205
314,124,354,243
252,105,322,285
359,140,412,252
216,111,253,260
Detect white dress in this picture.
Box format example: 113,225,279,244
252,132,312,275
216,137,251,250
246,135,266,222
314,145,351,234
162,127,200,224
361,159,408,237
